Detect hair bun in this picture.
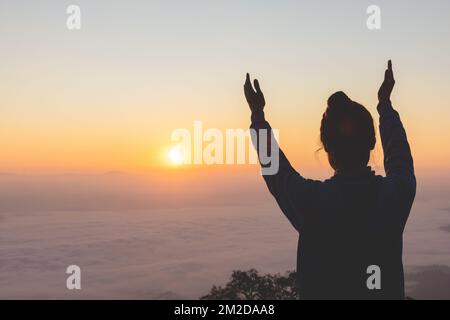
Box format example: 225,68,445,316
327,91,352,110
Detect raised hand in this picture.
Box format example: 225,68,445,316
378,60,395,103
244,73,265,112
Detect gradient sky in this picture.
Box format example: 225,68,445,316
1,0,450,175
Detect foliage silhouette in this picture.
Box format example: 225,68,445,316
200,269,298,300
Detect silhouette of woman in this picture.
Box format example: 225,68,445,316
244,61,416,299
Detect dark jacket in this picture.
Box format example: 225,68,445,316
250,101,416,299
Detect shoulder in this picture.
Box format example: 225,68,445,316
380,173,416,202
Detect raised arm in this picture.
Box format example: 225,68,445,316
377,61,416,223
244,73,318,232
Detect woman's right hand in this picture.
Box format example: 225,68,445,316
378,60,396,103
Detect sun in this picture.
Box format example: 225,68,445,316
168,146,184,166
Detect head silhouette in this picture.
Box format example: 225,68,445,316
320,91,376,172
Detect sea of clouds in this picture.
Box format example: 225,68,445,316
0,171,449,299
